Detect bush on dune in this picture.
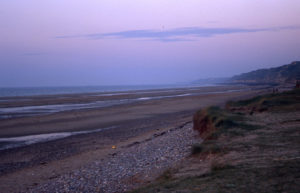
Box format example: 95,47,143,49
193,106,239,139
193,88,299,143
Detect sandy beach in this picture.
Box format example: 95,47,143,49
0,85,269,192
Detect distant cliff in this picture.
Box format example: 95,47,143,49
229,61,300,85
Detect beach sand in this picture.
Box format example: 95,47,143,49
0,85,269,192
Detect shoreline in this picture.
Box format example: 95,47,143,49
0,85,251,108
0,126,115,151
0,85,263,138
0,87,250,120
0,84,227,98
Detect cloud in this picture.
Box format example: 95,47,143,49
24,52,46,56
56,26,300,42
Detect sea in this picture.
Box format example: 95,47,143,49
0,84,200,97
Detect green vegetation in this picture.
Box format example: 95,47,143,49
204,106,239,130
227,88,300,112
194,105,261,141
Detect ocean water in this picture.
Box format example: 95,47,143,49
0,93,196,119
0,126,115,150
0,84,196,97
0,89,245,120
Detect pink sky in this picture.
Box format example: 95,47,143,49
0,0,300,86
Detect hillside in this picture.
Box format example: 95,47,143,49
192,61,300,86
230,61,300,85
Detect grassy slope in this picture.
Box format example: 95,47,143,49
226,88,300,113
130,89,300,193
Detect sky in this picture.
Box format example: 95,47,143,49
0,0,300,87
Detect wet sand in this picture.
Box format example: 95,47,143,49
0,85,269,192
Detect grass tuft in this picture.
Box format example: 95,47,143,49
191,142,223,155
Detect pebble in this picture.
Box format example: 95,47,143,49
30,123,197,193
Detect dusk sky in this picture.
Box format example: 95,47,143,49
1,0,300,87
